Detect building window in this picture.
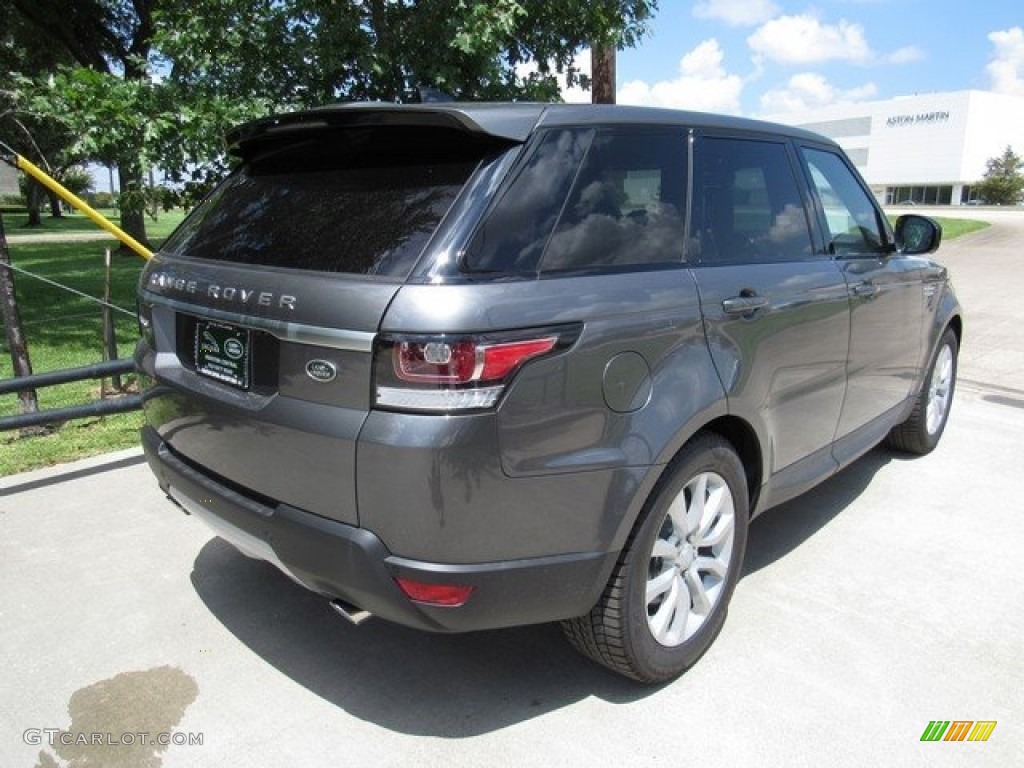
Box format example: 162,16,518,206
885,185,953,205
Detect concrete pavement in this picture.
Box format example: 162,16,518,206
917,207,1024,393
2,210,1022,767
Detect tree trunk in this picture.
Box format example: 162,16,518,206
368,0,405,101
592,44,616,104
48,190,64,218
24,178,43,227
0,213,40,419
116,158,149,251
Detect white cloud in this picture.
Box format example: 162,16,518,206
759,72,877,117
515,50,593,104
748,14,873,65
986,27,1024,96
693,0,779,27
617,39,744,114
888,46,925,64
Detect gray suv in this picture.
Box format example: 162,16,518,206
136,103,961,682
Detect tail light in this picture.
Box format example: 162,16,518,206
373,326,579,412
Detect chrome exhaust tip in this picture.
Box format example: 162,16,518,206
330,598,373,626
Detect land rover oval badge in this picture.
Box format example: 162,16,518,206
306,359,337,383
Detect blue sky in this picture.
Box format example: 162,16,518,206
562,0,1024,117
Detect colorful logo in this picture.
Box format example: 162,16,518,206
920,721,997,742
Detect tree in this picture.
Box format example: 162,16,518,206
974,146,1024,205
10,0,158,246
0,211,40,422
9,1,658,214
151,0,657,194
0,2,84,225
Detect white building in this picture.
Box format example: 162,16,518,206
767,90,1024,205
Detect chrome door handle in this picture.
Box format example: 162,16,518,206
722,296,769,315
852,282,878,298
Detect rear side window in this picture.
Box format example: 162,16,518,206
463,129,593,275
161,127,488,278
692,137,813,265
463,126,687,276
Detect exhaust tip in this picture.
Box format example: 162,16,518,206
330,598,373,626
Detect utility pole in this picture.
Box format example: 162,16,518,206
591,44,616,104
0,210,40,420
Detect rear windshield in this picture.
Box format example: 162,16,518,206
161,127,492,277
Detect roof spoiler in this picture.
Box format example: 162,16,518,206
225,102,544,157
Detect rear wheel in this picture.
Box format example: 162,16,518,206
887,327,958,455
563,434,749,683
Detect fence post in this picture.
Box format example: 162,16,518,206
101,247,121,393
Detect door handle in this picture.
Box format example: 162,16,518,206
722,296,769,315
852,282,878,298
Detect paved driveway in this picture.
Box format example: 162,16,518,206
2,210,1021,767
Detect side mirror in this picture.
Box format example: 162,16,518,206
894,214,942,255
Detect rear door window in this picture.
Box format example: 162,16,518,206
161,127,491,278
692,136,813,264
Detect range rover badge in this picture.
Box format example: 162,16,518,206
306,359,337,383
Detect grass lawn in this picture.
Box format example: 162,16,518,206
1,212,185,475
0,213,992,476
887,215,990,240
931,217,990,240
4,208,187,238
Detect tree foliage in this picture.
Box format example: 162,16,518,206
6,1,658,215
7,0,159,242
975,146,1024,205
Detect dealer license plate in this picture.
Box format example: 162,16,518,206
194,320,251,389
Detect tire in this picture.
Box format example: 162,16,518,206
886,327,958,455
562,433,749,683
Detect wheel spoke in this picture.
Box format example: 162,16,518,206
684,569,711,615
685,473,708,535
696,512,734,549
649,575,684,641
695,483,726,540
646,567,676,604
651,538,678,559
696,554,728,579
666,492,688,541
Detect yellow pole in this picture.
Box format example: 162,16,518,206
14,155,152,260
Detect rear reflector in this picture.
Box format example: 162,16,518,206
395,578,475,607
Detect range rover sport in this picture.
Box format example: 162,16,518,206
136,103,961,682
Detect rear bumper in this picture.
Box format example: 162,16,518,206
141,426,616,632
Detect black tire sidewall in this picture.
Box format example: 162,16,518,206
620,435,750,681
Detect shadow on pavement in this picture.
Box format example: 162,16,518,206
743,446,892,576
0,452,146,496
190,445,896,736
191,539,652,738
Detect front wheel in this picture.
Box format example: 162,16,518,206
562,434,749,683
886,326,958,455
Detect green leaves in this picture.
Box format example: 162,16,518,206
7,0,659,212
975,146,1024,205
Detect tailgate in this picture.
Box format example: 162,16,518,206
139,259,398,525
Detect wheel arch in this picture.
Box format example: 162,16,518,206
700,415,764,516
621,414,764,547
